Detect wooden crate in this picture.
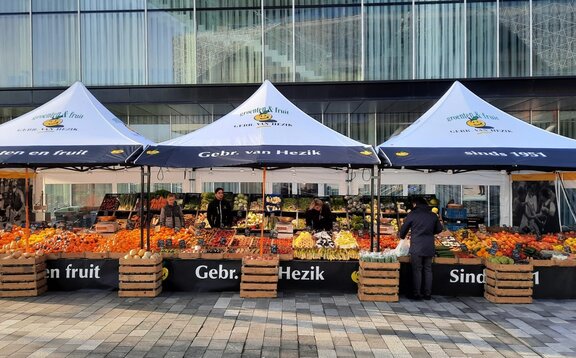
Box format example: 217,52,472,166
118,257,162,297
357,261,400,302
240,256,279,298
0,256,47,297
484,262,533,304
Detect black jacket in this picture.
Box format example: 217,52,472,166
305,204,333,231
207,199,233,228
398,203,443,256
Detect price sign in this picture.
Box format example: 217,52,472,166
14,236,20,242
199,222,206,229
4,224,12,232
198,238,205,246
460,243,468,252
219,237,227,245
166,239,173,248
271,243,278,254
558,233,565,243
488,241,498,255
244,228,250,236
565,245,572,254
512,243,522,261
270,230,278,239
461,231,468,239
179,239,186,249
237,210,243,217
195,229,201,236
358,229,364,237
157,239,165,248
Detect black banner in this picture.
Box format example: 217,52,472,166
533,266,576,299
163,259,242,292
42,259,576,299
46,259,118,291
278,260,358,292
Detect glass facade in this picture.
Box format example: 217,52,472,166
2,0,576,87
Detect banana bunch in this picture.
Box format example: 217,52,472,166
293,231,315,248
323,248,359,261
294,248,322,260
334,231,358,249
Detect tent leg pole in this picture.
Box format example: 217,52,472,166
370,166,375,252
146,166,151,251
140,166,144,250
25,168,30,230
376,166,381,252
260,167,266,256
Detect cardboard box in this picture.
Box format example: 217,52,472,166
95,222,119,233
275,223,293,233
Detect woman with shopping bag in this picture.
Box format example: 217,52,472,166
398,197,443,300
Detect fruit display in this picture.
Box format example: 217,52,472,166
149,195,167,211
345,195,366,215
123,249,160,260
314,231,335,248
334,230,358,249
117,194,137,211
359,250,398,263
200,192,215,210
282,198,298,212
236,212,263,228
183,194,200,211
3,249,45,260
249,198,263,211
330,196,346,213
233,194,249,211
99,195,120,211
291,218,306,230
293,231,315,249
265,195,282,212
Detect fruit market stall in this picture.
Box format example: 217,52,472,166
0,82,153,169
377,81,576,171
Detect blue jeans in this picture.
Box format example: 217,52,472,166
411,255,433,297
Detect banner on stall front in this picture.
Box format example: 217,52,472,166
42,259,576,299
46,259,118,291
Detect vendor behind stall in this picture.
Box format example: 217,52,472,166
207,187,233,228
305,198,333,231
159,193,184,230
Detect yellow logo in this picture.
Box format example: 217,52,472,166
110,149,124,155
43,118,63,127
465,116,493,129
360,150,373,156
253,110,276,123
162,267,169,281
146,149,160,155
395,151,409,157
351,270,359,283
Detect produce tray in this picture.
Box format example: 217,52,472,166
357,261,399,302
61,252,86,259
85,252,109,259
118,257,163,298
358,292,399,302
484,292,532,304
529,259,555,267
484,262,533,304
433,257,458,264
457,257,482,265
0,256,47,297
553,259,576,266
178,252,201,259
240,256,279,298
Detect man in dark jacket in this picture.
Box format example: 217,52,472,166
207,187,233,228
398,197,443,300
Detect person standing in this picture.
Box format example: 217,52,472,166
207,187,233,228
398,197,443,300
305,198,333,231
159,193,184,230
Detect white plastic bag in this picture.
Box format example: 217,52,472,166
394,239,410,256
